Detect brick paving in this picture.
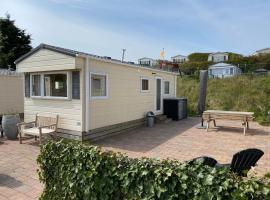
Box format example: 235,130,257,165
0,139,42,200
0,117,269,199
95,117,270,176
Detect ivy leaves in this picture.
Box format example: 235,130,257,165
37,140,270,200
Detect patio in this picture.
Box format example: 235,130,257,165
95,117,270,175
0,117,269,199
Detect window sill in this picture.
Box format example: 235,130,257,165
30,96,71,101
90,96,108,100
140,90,150,93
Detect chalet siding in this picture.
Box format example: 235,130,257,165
16,48,84,132
24,98,82,131
88,59,176,130
16,49,76,72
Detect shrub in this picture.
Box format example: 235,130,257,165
37,140,270,200
177,75,270,122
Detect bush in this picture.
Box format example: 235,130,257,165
37,140,270,200
188,53,210,62
177,75,270,122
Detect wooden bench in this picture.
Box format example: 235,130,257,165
17,114,59,144
202,110,254,135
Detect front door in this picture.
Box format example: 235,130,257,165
156,77,162,111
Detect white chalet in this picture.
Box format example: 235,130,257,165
208,62,242,78
208,52,228,63
253,48,270,56
138,57,156,67
171,55,188,63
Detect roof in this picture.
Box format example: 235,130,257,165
15,43,178,75
253,68,269,72
208,52,228,56
255,48,270,53
171,54,187,59
15,43,121,64
138,57,154,61
208,62,236,68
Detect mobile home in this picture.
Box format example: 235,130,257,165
15,44,178,140
208,62,242,78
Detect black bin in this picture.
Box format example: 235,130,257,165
163,98,187,120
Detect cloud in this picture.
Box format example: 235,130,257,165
1,0,270,58
1,0,179,61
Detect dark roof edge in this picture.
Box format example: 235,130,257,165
14,43,77,64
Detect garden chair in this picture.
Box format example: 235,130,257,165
217,148,264,176
17,114,59,145
189,156,218,167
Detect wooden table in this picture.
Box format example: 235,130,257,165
202,110,254,135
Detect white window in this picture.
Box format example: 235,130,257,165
141,77,149,92
44,73,67,97
90,73,108,98
164,81,170,94
30,72,70,99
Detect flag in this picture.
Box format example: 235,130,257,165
160,48,165,60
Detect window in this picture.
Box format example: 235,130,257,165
30,72,70,99
44,73,67,97
164,81,170,94
91,73,107,98
141,77,149,92
230,68,234,75
31,75,41,96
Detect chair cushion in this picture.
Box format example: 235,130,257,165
22,127,55,136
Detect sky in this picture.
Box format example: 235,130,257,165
1,0,270,62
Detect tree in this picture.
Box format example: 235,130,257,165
0,14,32,69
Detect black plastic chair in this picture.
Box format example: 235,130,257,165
219,148,264,176
189,156,218,167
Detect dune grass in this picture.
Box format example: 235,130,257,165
177,75,270,123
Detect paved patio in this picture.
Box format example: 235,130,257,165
95,117,270,175
0,117,269,199
0,139,42,200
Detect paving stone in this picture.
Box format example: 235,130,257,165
0,117,269,200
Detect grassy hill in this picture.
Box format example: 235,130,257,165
177,75,270,123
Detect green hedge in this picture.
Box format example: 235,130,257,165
37,140,270,200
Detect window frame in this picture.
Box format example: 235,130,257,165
30,71,71,100
164,80,170,95
90,72,109,100
30,74,42,98
140,76,149,93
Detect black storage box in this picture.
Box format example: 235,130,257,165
163,98,187,120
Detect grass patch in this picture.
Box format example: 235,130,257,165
177,75,270,123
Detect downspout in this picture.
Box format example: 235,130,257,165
77,54,90,138
85,57,90,133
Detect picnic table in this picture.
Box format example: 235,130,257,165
202,110,254,135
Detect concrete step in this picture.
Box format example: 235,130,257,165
164,118,172,123
156,115,172,124
156,115,167,121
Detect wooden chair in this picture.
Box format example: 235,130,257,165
217,148,264,176
17,114,59,145
189,156,218,167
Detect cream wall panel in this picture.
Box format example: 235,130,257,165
0,76,24,115
17,49,76,72
89,59,176,129
24,98,82,132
